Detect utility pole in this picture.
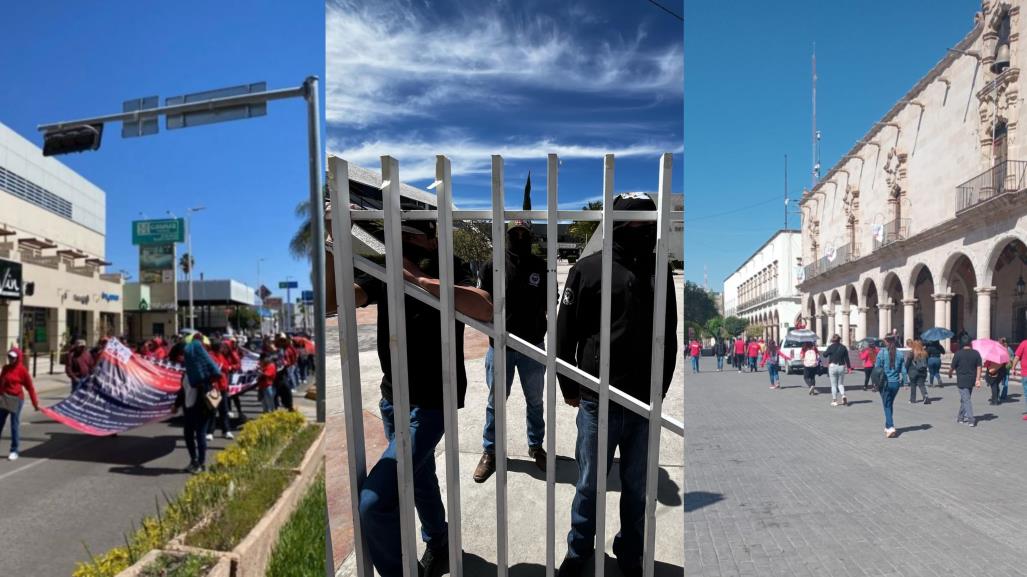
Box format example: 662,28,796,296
784,154,789,229
812,44,820,188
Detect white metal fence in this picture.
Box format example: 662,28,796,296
330,152,683,577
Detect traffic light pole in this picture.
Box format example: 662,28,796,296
38,77,327,424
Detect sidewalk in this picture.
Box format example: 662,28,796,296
327,267,685,574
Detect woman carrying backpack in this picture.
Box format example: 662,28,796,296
874,336,907,438
908,340,931,404
801,343,819,395
860,342,879,391
713,338,727,372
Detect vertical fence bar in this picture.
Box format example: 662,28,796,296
642,153,673,577
491,155,510,576
435,155,464,577
327,157,372,577
381,155,420,577
544,153,559,577
595,153,616,577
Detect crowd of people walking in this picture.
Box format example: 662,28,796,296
691,331,1027,438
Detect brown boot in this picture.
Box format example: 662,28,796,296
472,452,496,483
528,445,547,472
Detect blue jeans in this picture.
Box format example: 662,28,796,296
690,356,700,373
71,377,88,392
748,356,758,371
767,363,780,386
566,398,649,564
0,398,24,453
880,380,899,429
716,355,724,370
927,357,942,385
261,388,276,413
483,345,545,453
360,399,448,577
1000,372,1008,400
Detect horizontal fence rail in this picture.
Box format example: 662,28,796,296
330,153,682,577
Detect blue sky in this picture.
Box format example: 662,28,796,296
1,1,323,299
685,1,974,289
325,0,683,210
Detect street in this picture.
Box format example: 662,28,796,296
0,372,317,577
684,357,1027,577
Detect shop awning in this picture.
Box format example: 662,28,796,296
57,249,89,259
18,237,58,250
0,224,15,236
86,257,112,266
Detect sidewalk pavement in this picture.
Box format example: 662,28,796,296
327,266,684,575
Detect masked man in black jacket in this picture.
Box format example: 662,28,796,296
473,220,550,482
556,194,678,577
353,220,493,577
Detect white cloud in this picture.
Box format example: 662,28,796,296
327,134,682,180
325,0,682,127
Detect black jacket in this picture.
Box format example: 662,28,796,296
556,244,678,404
480,250,549,346
355,256,474,410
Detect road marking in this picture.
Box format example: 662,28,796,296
0,436,97,481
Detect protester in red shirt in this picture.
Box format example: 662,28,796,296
746,338,762,372
688,339,702,373
64,339,94,393
224,339,246,421
1011,338,1027,419
206,342,234,440
257,347,278,413
733,337,745,372
0,348,40,460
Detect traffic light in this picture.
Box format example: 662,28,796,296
42,124,103,156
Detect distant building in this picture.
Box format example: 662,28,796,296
123,279,259,341
0,122,123,352
724,230,802,341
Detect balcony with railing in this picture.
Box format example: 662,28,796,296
872,219,910,251
956,159,1027,213
802,243,856,282
738,288,780,312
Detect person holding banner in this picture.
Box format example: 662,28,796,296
64,340,93,393
181,333,221,474
556,193,678,577
0,348,39,461
257,349,278,413
353,219,493,577
224,338,246,421
206,341,234,440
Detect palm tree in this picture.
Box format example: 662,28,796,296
568,200,603,244
179,253,194,279
289,199,313,260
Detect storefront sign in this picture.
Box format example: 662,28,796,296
101,293,120,302
132,218,185,245
139,243,175,285
0,258,23,300
72,294,89,305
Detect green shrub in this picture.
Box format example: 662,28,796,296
74,411,308,577
139,553,216,577
274,424,323,469
267,469,326,577
184,469,294,551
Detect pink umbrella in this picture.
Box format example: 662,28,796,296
972,339,1010,365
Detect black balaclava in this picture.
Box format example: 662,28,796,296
508,226,533,258
612,193,658,257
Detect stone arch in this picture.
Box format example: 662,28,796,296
909,263,937,336
982,231,1027,286
862,277,881,338
987,237,1027,341
941,252,979,338
941,251,978,293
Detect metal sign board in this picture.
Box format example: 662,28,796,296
279,281,299,289
0,258,23,300
301,290,314,303
165,82,267,130
133,219,185,245
122,96,159,138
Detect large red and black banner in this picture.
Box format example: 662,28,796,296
42,341,261,436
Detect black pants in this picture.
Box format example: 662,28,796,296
207,393,231,435
987,375,1002,403
803,367,817,388
275,381,294,411
183,404,210,466
909,374,929,402
864,367,874,388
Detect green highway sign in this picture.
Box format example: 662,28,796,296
132,218,185,245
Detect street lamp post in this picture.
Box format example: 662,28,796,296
38,77,327,425
168,206,205,331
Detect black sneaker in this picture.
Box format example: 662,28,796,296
528,445,547,472
183,461,199,474
419,546,449,577
558,555,585,577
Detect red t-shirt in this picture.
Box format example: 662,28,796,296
1015,340,1027,366
747,342,761,357
689,342,701,357
734,340,745,354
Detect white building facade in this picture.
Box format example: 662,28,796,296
724,229,802,342
0,122,123,353
798,2,1027,347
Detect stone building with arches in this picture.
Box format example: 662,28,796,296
724,229,802,342
798,2,1027,347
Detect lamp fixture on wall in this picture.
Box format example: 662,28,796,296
1016,261,1025,298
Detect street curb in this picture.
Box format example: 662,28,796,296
113,549,232,577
